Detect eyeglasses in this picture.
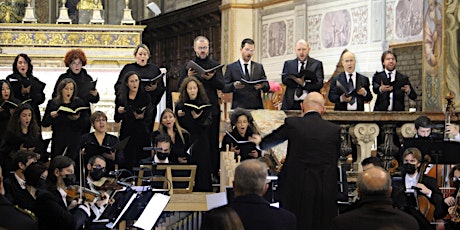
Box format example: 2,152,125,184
197,46,209,51
453,177,460,182
93,165,106,172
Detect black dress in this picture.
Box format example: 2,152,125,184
151,129,191,163
52,69,100,133
41,98,88,161
176,100,212,191
6,73,46,126
79,132,121,173
115,62,166,125
220,128,260,161
2,130,45,172
114,91,152,171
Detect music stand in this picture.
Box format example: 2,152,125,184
403,138,460,183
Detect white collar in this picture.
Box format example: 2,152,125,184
14,172,26,189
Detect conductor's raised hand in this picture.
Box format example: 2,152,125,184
249,134,262,146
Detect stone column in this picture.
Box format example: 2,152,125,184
220,0,255,65
349,123,380,172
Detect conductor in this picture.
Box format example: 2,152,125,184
251,92,341,229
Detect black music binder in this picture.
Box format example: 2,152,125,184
403,138,460,164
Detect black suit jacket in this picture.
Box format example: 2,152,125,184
391,174,448,220
0,195,37,230
223,60,270,109
372,71,417,111
3,173,36,212
259,112,340,229
328,72,373,111
331,196,419,230
34,189,89,230
281,57,324,110
228,194,296,230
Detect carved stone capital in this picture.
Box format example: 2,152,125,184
350,123,379,171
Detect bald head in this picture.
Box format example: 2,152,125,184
301,92,325,115
295,39,310,62
357,167,391,197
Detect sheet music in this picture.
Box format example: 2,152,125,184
206,192,228,210
105,193,137,229
133,193,170,230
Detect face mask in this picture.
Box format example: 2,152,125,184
62,174,76,187
156,152,169,161
454,181,460,189
90,168,104,181
37,178,46,189
403,163,416,175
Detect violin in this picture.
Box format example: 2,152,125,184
93,177,123,191
65,185,102,203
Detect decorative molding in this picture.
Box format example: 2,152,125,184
0,24,144,48
389,40,423,49
220,0,291,11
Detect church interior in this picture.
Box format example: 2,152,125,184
1,0,460,229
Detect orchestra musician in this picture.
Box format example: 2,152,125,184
391,147,448,229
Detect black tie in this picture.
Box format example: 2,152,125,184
244,63,250,80
348,74,355,105
295,61,306,98
387,71,392,81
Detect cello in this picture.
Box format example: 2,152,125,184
416,154,436,222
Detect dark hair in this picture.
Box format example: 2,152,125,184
117,71,143,105
241,38,254,48
0,80,14,101
47,156,75,190
53,78,78,104
12,53,33,76
415,115,432,130
154,133,172,146
88,155,106,166
361,156,383,168
200,206,245,230
449,164,460,179
64,49,87,67
12,150,37,171
7,104,41,142
24,162,47,188
90,111,107,124
229,108,257,135
381,50,397,68
178,76,209,104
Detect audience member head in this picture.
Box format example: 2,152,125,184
153,134,172,161
13,53,33,77
200,206,245,230
402,147,422,175
357,166,392,198
0,79,13,101
193,35,210,59
24,162,47,189
233,159,269,197
86,155,106,182
361,156,383,171
301,92,326,115
8,103,40,139
230,108,256,136
64,49,87,70
381,50,397,71
47,156,75,190
240,38,255,63
414,115,432,137
178,76,209,104
54,78,77,104
12,150,37,173
90,111,108,133
133,44,151,67
341,51,356,74
295,39,310,62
